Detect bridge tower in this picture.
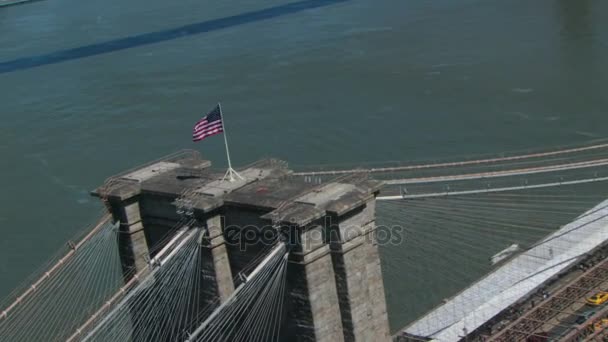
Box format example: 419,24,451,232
95,151,390,341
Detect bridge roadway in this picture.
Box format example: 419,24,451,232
486,253,608,341
398,197,608,342
557,301,608,341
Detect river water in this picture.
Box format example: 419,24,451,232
1,0,607,332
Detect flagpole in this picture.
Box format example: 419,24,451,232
218,103,243,182
219,102,233,171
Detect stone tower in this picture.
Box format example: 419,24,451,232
96,150,390,341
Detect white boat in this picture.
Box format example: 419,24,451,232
490,244,520,265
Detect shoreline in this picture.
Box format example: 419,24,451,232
0,0,43,8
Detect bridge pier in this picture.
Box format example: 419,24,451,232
266,181,390,342
94,152,391,341
330,199,391,342
197,213,235,303
286,222,345,342
104,187,151,281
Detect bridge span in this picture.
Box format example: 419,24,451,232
2,143,608,342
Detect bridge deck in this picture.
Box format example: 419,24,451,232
399,198,608,341
487,257,608,341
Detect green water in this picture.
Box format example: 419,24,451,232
1,0,607,332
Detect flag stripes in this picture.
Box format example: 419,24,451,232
193,105,224,142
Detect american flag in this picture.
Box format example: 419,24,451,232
193,105,224,142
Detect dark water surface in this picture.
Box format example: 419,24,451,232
1,0,607,331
